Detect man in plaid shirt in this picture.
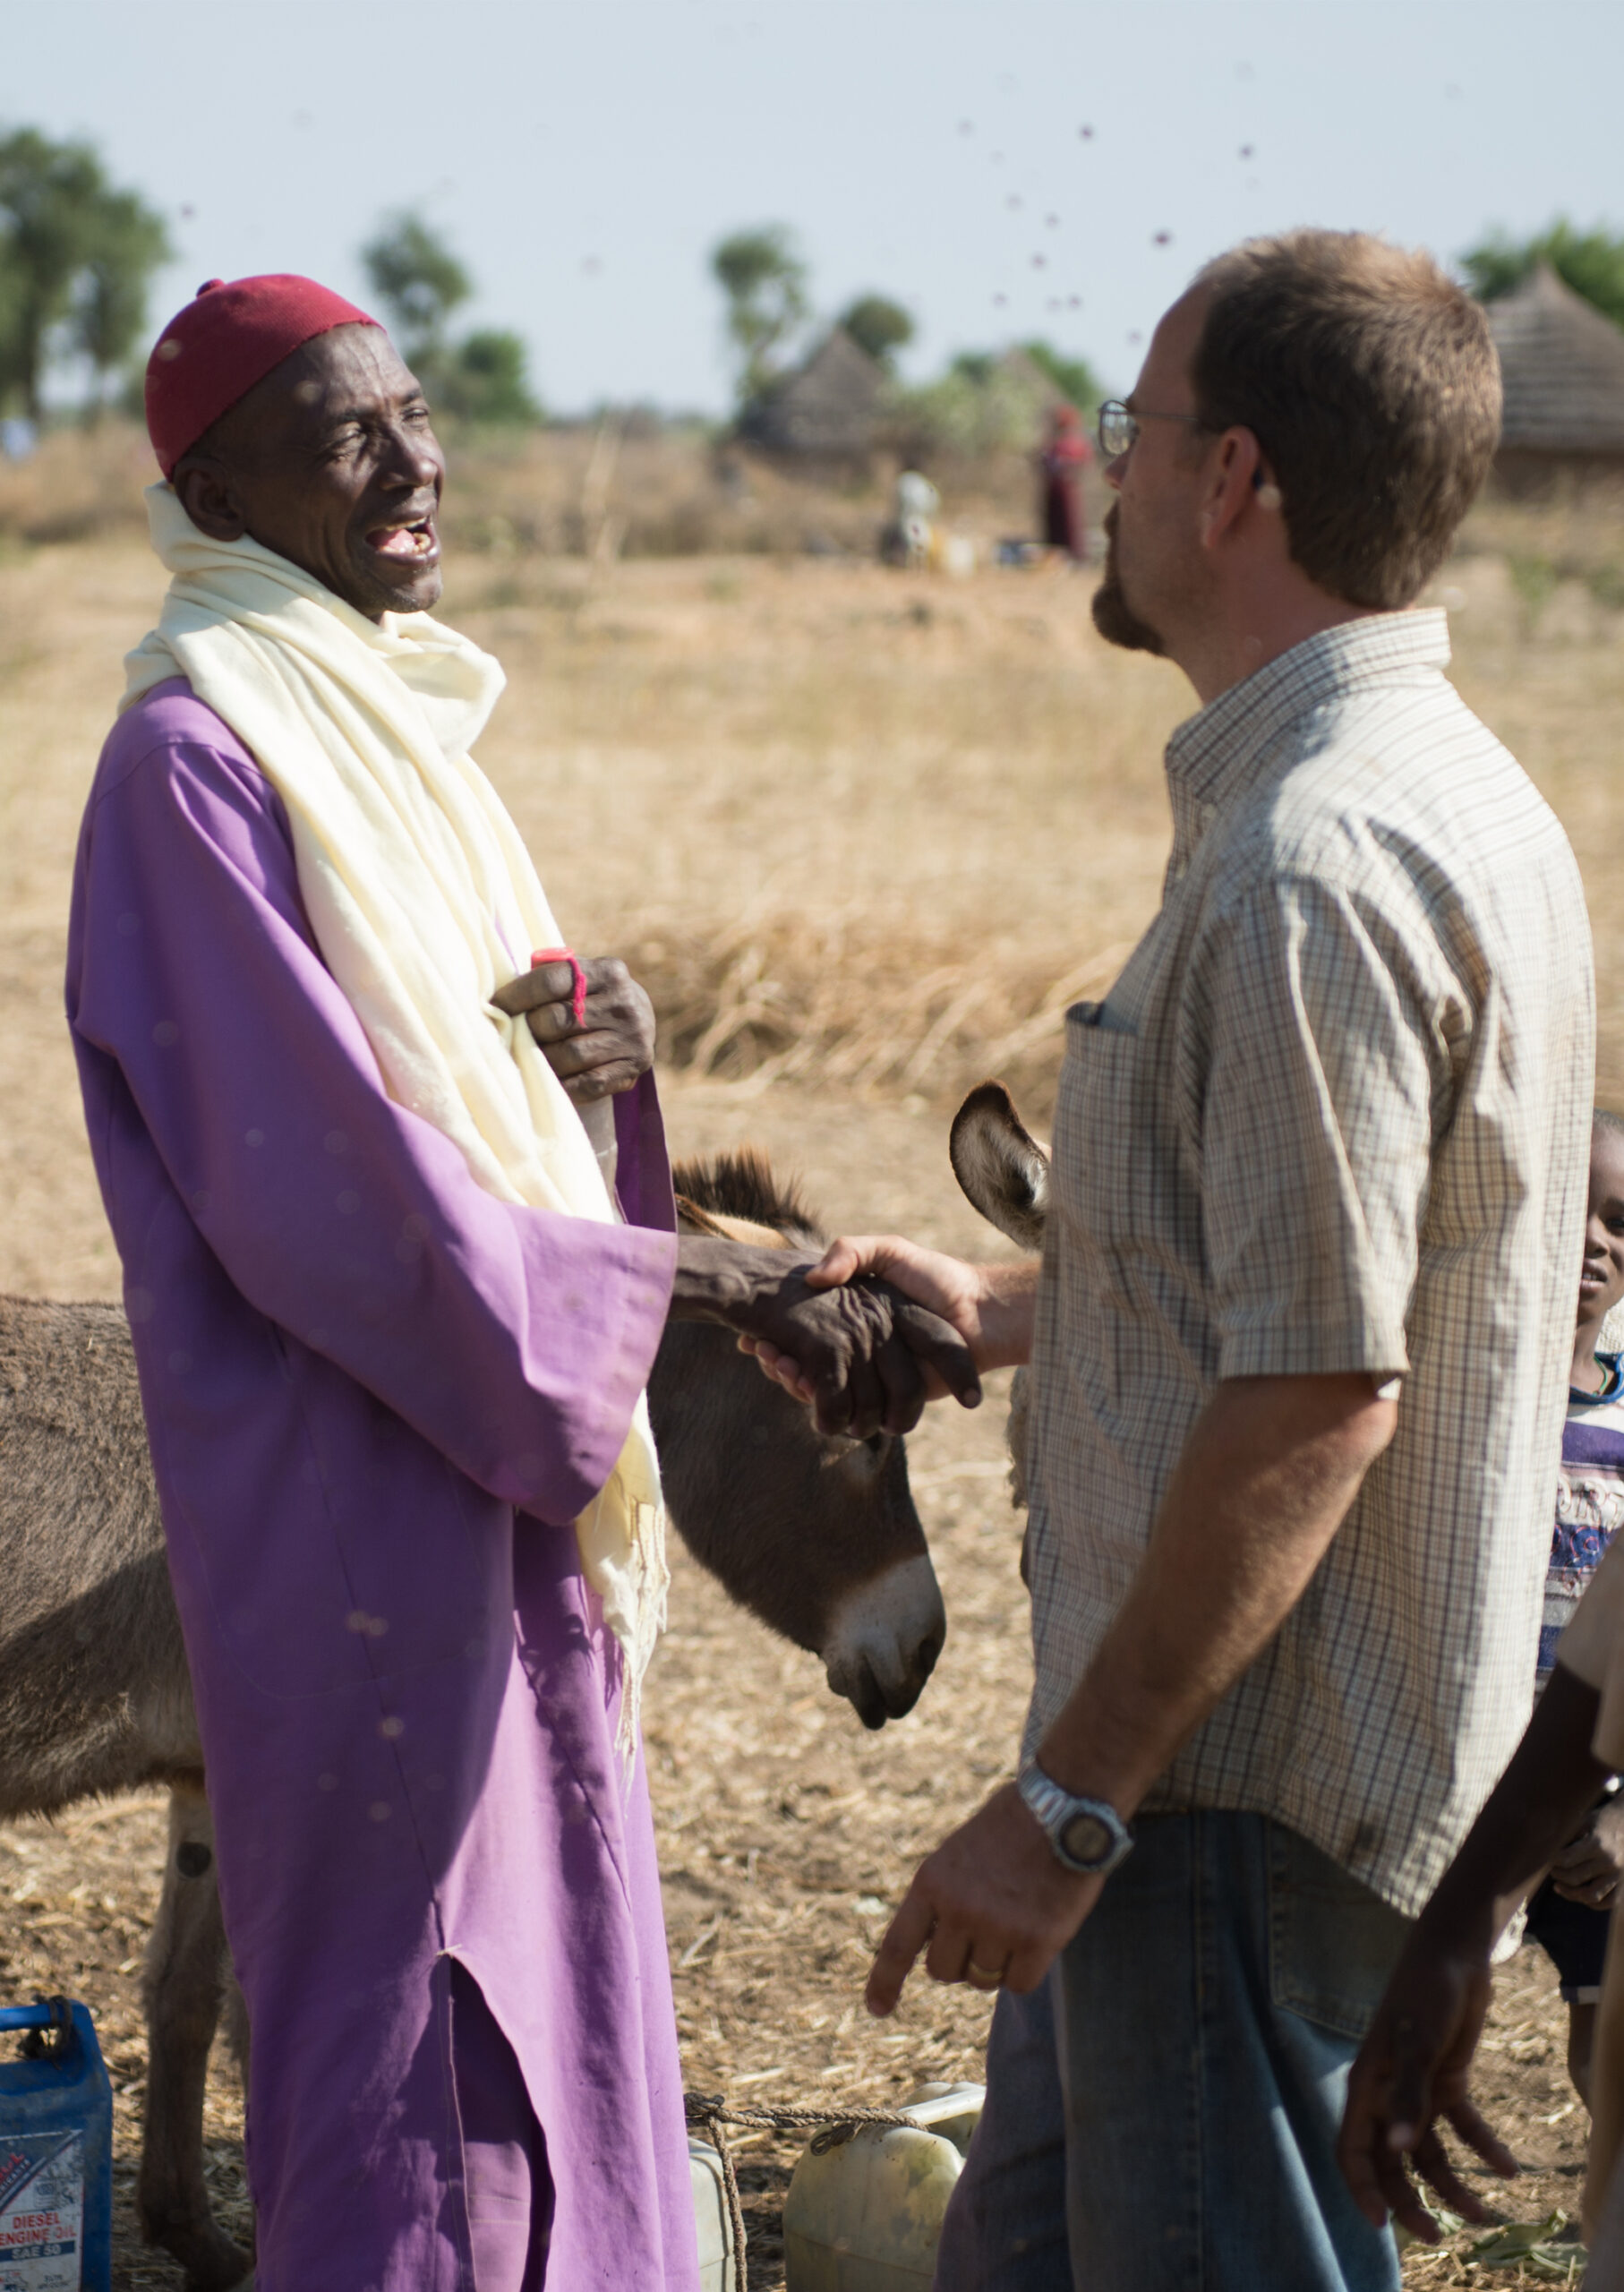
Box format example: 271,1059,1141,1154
757,231,1595,2288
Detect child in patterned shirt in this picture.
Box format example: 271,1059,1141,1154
1524,1109,1624,2105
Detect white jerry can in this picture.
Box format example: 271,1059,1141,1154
690,2136,738,2291
782,2082,984,2292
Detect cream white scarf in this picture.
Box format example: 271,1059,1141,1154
123,482,666,1762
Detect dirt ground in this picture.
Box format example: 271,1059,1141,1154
3,527,1620,2285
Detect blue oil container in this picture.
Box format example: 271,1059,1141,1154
0,2000,113,2291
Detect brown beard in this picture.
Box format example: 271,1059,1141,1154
1090,509,1165,656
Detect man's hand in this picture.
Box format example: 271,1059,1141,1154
737,1234,1037,1409
491,956,655,1103
866,1785,1100,2018
1551,1793,1624,1907
668,1237,982,1441
1338,1929,1514,2240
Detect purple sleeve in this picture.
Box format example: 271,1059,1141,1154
69,725,678,1526
613,1067,676,1236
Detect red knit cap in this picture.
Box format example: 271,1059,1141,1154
145,274,380,478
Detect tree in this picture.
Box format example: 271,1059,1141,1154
1460,219,1624,331
891,357,1057,461
0,128,169,419
889,338,1108,462
1021,339,1106,413
357,213,541,427
75,188,171,411
361,211,472,363
439,329,540,424
710,226,808,401
839,294,914,371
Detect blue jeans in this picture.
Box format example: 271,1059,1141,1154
933,1813,1409,2292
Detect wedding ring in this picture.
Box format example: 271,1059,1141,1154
966,1959,1006,1991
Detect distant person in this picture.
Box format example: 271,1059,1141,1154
67,273,975,2292
1037,402,1090,559
1523,1110,1624,2108
747,230,1594,2290
882,466,940,568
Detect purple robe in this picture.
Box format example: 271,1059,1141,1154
66,680,701,2291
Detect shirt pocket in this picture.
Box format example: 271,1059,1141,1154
1050,999,1148,1254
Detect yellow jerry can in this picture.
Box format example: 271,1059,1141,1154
690,2136,738,2291
782,2083,984,2291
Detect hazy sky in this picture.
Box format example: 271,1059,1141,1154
13,0,1624,414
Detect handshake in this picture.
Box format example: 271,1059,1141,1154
668,1230,1032,1441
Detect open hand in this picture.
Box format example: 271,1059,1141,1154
1338,1930,1514,2241
492,955,655,1103
866,1785,1100,2017
1551,1793,1624,1907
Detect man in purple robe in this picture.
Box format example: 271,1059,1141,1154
67,275,976,2292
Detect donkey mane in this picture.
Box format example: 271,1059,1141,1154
671,1148,821,1239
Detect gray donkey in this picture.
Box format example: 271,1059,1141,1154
0,1150,944,2290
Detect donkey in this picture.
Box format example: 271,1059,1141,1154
0,1150,944,2291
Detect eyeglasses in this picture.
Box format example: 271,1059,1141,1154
1097,400,1208,458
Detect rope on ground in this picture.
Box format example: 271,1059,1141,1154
683,2091,923,2291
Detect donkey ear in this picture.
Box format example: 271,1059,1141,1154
949,1081,1050,1252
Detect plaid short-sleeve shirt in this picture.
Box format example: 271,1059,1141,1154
1023,611,1594,1916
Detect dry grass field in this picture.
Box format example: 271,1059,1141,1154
2,463,1621,2285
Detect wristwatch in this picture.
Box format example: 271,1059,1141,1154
1018,1762,1134,1877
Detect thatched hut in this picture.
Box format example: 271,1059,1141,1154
1486,263,1624,492
739,329,885,465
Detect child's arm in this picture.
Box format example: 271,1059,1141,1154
1338,1662,1611,2241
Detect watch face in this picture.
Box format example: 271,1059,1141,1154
1059,1811,1113,1869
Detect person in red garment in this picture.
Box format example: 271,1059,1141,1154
1037,403,1091,560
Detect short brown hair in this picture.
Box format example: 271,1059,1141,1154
1190,231,1500,610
